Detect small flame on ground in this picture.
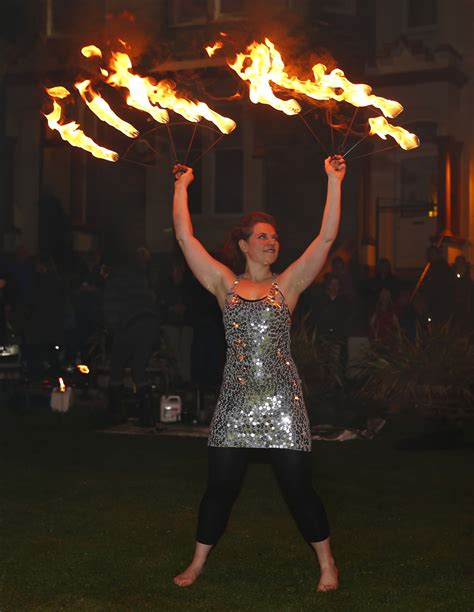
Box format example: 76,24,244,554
59,377,66,392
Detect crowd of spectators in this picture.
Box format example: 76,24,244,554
294,247,474,376
0,243,472,389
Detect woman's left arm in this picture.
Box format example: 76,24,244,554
279,155,346,310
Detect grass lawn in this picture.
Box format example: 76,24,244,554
1,405,473,612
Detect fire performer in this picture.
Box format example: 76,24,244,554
172,155,346,592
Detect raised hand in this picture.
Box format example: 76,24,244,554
325,155,346,181
173,163,194,187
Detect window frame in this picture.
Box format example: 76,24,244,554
169,0,245,27
404,0,438,32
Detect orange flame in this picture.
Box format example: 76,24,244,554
46,86,71,99
58,377,66,392
81,45,102,59
75,79,139,138
148,80,236,134
368,116,420,150
107,51,236,134
205,41,224,57
76,364,90,374
229,41,301,116
229,38,404,118
107,51,170,124
44,95,119,162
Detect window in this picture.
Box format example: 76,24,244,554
406,0,437,28
46,0,103,38
170,0,208,25
215,0,245,18
400,156,437,205
321,0,357,16
170,0,244,25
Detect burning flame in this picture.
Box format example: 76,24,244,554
75,79,139,138
44,43,238,161
46,86,71,99
107,51,236,134
81,45,102,59
44,95,119,162
148,80,236,134
107,51,170,124
229,41,301,116
230,39,404,119
76,364,90,374
58,377,66,392
205,41,224,57
368,116,420,150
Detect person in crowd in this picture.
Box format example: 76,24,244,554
366,257,400,314
0,267,8,344
159,257,194,384
24,256,65,377
171,154,346,592
103,247,159,426
330,255,354,300
72,249,106,360
452,255,472,332
395,289,417,340
369,288,399,345
311,273,352,372
421,246,455,326
6,246,35,339
189,276,226,388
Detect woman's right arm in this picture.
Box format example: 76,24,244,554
173,165,234,303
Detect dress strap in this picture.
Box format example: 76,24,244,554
226,275,241,297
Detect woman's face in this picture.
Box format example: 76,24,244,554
239,222,279,266
379,288,392,308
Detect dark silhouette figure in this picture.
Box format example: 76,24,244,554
366,258,400,313
422,246,455,326
103,247,159,426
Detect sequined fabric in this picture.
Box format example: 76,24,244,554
208,277,311,451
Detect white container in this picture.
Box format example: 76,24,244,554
51,388,74,413
160,395,182,423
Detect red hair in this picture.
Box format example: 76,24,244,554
221,211,278,273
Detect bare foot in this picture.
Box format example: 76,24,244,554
173,564,204,587
317,563,339,592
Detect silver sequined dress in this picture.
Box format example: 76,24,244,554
208,276,311,451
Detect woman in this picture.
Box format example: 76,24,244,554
172,155,346,592
369,287,399,345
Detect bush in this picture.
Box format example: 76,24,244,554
354,323,474,422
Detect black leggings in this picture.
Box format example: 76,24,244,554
196,447,330,545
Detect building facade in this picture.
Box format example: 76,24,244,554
1,0,472,275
